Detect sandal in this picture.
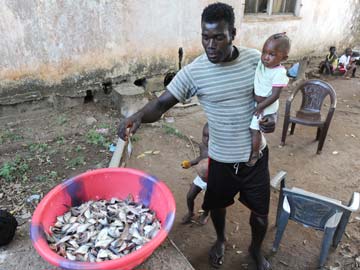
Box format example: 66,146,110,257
181,212,194,224
199,212,209,225
209,242,225,268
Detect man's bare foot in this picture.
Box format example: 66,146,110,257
181,212,194,224
209,241,225,268
249,245,272,270
199,212,209,225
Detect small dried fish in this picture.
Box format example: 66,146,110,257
46,195,161,262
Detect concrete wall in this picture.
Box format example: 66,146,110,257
239,0,360,57
0,0,359,103
0,0,242,84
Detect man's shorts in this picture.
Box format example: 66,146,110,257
202,147,270,216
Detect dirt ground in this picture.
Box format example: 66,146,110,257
0,74,360,270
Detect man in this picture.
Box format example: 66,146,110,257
338,48,357,79
118,3,274,270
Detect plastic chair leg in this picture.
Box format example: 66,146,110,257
316,127,321,141
332,211,351,248
272,209,290,252
317,125,329,154
281,118,290,145
275,188,285,227
290,123,296,135
319,227,336,267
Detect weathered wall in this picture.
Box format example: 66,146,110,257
238,0,360,57
0,0,241,84
0,0,359,106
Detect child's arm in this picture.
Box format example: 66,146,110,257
189,144,208,166
255,87,283,116
181,156,202,169
181,143,208,168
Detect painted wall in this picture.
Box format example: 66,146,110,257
238,0,360,57
0,0,241,85
0,0,359,95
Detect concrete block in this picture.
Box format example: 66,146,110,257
144,76,165,93
112,83,149,117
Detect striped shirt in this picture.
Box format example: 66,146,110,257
167,46,263,163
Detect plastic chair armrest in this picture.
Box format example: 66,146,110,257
325,212,343,228
271,171,287,190
347,192,360,212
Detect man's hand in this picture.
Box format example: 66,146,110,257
117,114,142,140
117,90,179,140
259,113,277,133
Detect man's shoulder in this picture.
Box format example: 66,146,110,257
237,46,261,58
187,53,208,67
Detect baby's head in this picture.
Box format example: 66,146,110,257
261,33,290,68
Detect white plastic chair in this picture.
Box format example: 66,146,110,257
271,171,360,268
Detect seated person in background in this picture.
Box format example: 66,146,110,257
338,48,358,79
319,46,338,75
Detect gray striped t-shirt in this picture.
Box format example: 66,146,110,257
167,46,263,163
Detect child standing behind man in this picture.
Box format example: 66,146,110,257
248,33,290,166
181,123,209,225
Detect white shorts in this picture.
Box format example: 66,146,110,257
250,101,278,130
193,175,207,190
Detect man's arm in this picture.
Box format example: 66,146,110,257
118,90,179,140
259,113,277,133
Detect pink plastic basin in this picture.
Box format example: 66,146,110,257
31,168,176,270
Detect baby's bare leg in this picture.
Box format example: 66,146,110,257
246,128,261,167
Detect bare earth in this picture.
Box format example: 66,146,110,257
0,75,359,270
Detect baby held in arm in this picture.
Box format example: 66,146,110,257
248,32,291,167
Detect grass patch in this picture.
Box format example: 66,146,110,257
34,171,59,182
130,134,141,143
0,156,29,182
0,130,24,144
56,136,66,145
75,145,84,152
57,115,67,125
66,156,86,169
86,129,110,148
49,171,58,179
35,175,47,182
29,143,49,153
97,123,110,129
162,124,186,139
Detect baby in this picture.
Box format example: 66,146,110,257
248,33,290,166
